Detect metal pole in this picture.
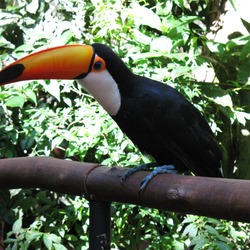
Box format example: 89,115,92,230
89,200,111,250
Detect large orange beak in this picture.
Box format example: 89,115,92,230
0,44,95,85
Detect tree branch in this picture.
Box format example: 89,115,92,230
0,157,249,222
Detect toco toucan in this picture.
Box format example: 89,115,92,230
0,44,223,189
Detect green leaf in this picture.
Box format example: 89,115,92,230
51,136,64,150
25,89,37,105
14,44,34,53
216,241,231,250
53,243,68,250
43,233,61,249
43,80,61,101
133,28,152,45
26,0,39,14
182,215,197,224
61,30,74,44
214,94,233,108
182,223,198,237
204,225,219,235
189,235,209,249
65,234,78,242
43,234,52,250
63,97,72,107
12,210,23,234
49,233,61,243
21,131,36,151
206,217,221,225
151,36,172,52
6,96,25,108
239,40,250,61
26,231,43,242
235,111,250,125
131,3,162,31
12,219,22,234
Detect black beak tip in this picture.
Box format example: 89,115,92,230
0,64,25,85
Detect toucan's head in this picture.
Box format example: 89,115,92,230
0,44,131,116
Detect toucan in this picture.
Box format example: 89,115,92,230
0,44,223,189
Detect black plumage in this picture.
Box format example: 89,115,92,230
92,44,222,177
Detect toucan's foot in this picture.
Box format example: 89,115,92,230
120,163,158,185
140,165,177,191
120,163,177,190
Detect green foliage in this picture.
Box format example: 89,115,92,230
2,190,89,249
182,216,250,250
0,0,250,249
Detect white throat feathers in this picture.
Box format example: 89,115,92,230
78,69,121,116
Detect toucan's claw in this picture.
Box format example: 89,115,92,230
140,165,177,191
120,163,177,191
120,163,158,185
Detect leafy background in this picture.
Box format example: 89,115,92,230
0,0,250,249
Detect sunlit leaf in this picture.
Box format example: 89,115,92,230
43,234,52,250
131,2,162,31
26,0,39,14
51,136,64,150
151,36,172,52
182,223,198,237
5,95,25,108
214,94,233,108
53,243,68,250
26,89,37,105
12,210,23,234
43,80,61,101
235,110,250,125
26,231,43,242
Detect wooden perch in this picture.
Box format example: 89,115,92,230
0,157,249,222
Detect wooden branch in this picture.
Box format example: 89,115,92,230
0,157,249,222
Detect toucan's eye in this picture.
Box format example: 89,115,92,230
93,61,103,71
